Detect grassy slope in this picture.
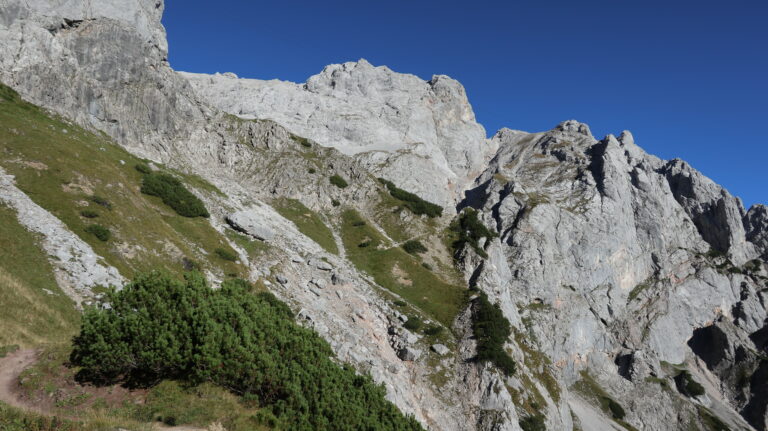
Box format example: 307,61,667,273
340,209,466,327
9,345,271,431
0,205,80,347
0,83,243,280
272,197,338,255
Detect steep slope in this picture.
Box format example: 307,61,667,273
461,120,767,430
181,62,497,208
0,0,766,430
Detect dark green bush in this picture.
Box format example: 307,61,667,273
519,414,546,431
89,195,112,210
676,370,705,397
393,300,407,307
308,168,316,174
378,178,443,218
70,272,423,430
181,257,200,271
402,240,428,255
473,292,515,375
330,174,349,188
331,199,340,207
214,248,237,262
294,136,312,148
358,240,373,248
352,220,366,227
135,163,152,174
421,262,433,271
403,317,422,331
423,325,443,336
450,208,495,258
80,210,99,219
141,173,209,218
84,224,110,242
606,397,625,419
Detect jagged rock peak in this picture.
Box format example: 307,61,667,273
555,119,593,138
182,59,495,207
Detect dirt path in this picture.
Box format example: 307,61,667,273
0,348,205,430
0,348,42,415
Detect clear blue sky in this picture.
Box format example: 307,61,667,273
163,0,767,208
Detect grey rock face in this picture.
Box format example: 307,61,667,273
181,61,498,207
746,204,768,258
0,168,124,303
225,210,275,241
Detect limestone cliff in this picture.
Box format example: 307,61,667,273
0,1,765,430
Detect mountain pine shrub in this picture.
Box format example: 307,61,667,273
70,272,423,430
330,174,349,188
402,239,427,255
472,292,516,375
84,224,110,242
140,172,209,218
378,178,443,218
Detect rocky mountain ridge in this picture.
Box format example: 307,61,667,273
0,1,766,430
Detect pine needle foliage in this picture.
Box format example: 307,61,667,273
140,173,209,218
378,178,443,218
472,292,516,375
70,272,423,431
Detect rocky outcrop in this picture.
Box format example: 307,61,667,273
0,1,766,429
0,167,124,303
181,62,497,208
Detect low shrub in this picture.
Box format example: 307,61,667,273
135,163,152,174
352,220,366,227
89,195,111,210
403,317,422,331
84,224,110,242
308,168,316,174
181,257,200,271
519,414,546,431
473,292,515,375
676,370,705,397
70,272,423,430
450,208,495,258
141,172,209,218
378,178,443,218
79,210,99,219
421,262,433,271
358,240,373,248
330,174,349,188
214,248,238,262
423,325,443,336
606,397,626,419
402,239,428,255
393,300,407,307
331,199,341,207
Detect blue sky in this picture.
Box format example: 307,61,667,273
163,0,767,207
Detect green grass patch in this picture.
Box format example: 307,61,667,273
572,371,632,427
0,204,80,347
340,209,465,327
0,83,244,279
272,198,338,255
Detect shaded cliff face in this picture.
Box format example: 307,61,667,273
181,63,497,208
0,1,766,430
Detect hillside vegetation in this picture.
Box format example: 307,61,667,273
0,83,241,279
71,272,423,430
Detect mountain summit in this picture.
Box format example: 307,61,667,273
0,1,766,430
